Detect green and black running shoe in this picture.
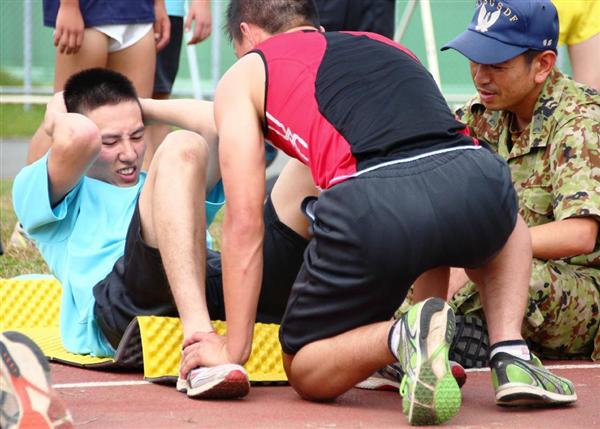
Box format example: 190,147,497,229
396,298,461,425
491,352,577,406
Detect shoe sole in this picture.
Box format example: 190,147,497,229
1,331,73,429
401,298,461,426
496,383,578,406
177,364,250,399
450,315,489,368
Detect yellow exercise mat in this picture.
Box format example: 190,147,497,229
0,278,287,382
138,317,286,383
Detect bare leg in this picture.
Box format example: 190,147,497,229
107,29,156,98
283,321,395,401
465,216,532,345
109,30,157,167
143,92,172,171
412,267,449,302
27,29,109,164
138,130,213,338
568,32,600,91
271,158,319,239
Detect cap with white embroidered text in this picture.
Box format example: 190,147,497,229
441,0,559,65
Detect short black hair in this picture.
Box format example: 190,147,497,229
522,49,544,65
63,68,140,114
226,0,320,42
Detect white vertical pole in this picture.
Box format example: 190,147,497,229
210,0,222,98
23,0,33,111
186,45,203,99
419,0,442,88
394,0,417,43
185,1,203,99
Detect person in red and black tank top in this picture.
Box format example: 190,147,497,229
256,29,477,189
188,1,536,423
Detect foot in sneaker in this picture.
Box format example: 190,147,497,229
394,297,461,425
355,363,404,391
1,331,73,429
176,363,250,399
355,361,467,391
450,314,489,368
491,352,577,406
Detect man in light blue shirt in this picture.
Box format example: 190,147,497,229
12,68,247,399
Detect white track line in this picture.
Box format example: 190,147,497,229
465,363,600,373
54,380,152,389
52,363,600,389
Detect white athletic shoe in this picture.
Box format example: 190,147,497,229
176,363,250,399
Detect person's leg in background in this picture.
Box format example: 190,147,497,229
27,26,156,164
143,15,183,171
27,28,109,164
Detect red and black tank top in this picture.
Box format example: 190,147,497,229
252,30,476,189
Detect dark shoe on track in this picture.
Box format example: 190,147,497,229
450,314,489,368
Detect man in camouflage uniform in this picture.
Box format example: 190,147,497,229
442,0,600,361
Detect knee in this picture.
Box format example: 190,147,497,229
284,354,339,402
288,374,338,402
153,130,209,170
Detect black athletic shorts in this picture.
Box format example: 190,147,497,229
153,16,183,94
315,0,396,38
94,195,308,349
279,148,519,355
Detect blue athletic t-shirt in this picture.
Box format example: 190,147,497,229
165,0,186,17
13,153,225,357
43,0,155,27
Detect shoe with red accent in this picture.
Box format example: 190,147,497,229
176,363,250,399
1,331,73,429
355,360,467,391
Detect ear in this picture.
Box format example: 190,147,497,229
240,22,253,43
533,51,556,84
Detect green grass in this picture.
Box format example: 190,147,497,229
0,103,45,138
0,69,23,86
0,179,49,278
1,68,47,138
0,178,223,279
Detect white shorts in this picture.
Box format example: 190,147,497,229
94,23,153,53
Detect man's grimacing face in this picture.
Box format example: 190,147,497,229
85,101,146,187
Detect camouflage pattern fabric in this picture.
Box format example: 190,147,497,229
454,67,600,360
449,259,600,360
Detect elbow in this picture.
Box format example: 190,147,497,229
53,122,101,159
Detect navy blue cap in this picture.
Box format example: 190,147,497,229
442,0,559,64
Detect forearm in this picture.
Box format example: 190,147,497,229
221,213,264,363
47,113,101,204
140,98,217,140
530,217,599,260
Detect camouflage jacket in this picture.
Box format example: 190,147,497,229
456,68,600,268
